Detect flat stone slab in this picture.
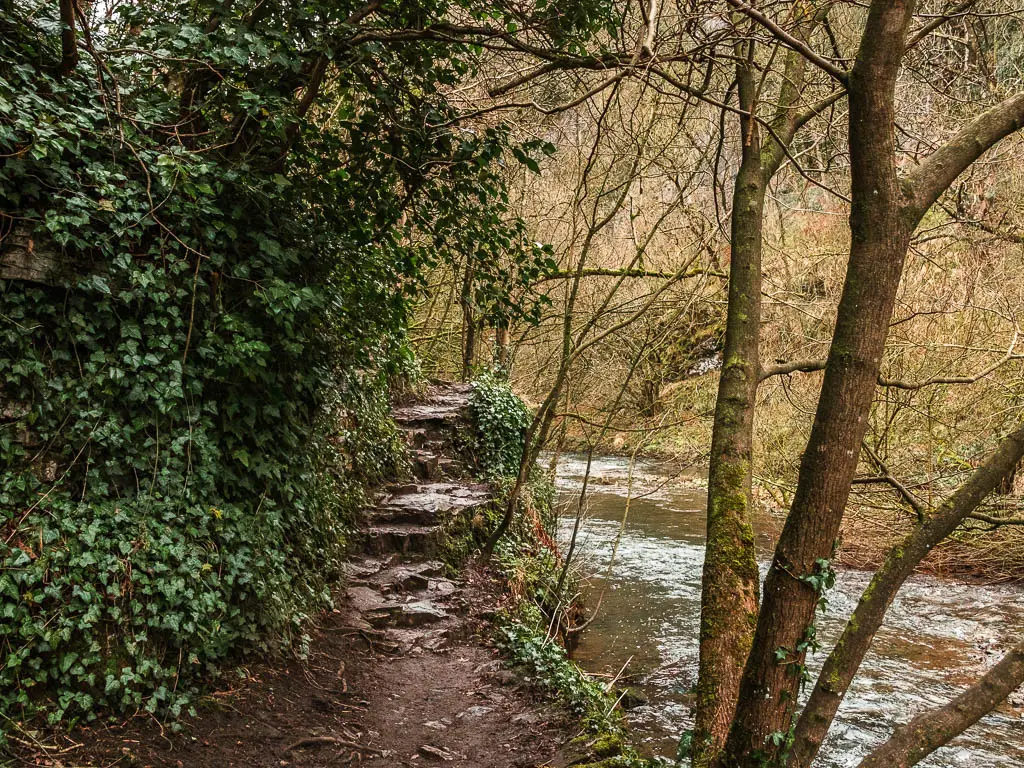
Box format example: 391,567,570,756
365,600,449,628
346,585,388,613
382,482,490,512
392,384,471,426
366,561,447,592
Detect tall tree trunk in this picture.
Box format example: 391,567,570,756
788,421,1024,767
718,4,917,765
460,260,476,381
692,48,763,768
694,11,824,762
58,0,78,77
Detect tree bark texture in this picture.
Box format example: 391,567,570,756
692,51,764,767
719,3,918,765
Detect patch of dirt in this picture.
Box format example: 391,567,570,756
11,566,574,768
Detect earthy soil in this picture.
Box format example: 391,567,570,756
11,565,574,768
5,384,582,768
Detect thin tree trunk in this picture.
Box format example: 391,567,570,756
788,422,1024,767
460,260,476,381
58,0,78,77
494,322,511,372
857,640,1024,768
692,47,763,767
719,4,917,765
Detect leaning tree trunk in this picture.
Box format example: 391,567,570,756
718,3,917,766
788,422,1024,767
857,639,1024,768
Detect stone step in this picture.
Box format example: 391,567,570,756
372,482,490,525
364,600,449,628
392,404,468,430
411,449,439,480
398,426,430,449
363,523,442,557
436,457,466,479
362,561,447,593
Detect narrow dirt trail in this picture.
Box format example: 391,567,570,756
37,384,578,768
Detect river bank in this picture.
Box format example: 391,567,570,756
555,454,1024,767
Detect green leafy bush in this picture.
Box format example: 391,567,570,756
496,603,611,721
468,371,532,479
0,0,549,731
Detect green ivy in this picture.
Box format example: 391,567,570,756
0,0,567,731
468,371,532,479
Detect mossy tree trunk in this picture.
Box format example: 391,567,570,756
719,7,919,764
718,2,1024,765
692,46,764,768
694,12,825,765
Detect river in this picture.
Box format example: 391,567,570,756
554,454,1024,767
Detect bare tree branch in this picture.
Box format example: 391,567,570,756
860,442,926,521
903,92,1024,224
724,0,849,85
534,266,724,283
904,0,982,51
760,328,1021,388
857,640,1024,768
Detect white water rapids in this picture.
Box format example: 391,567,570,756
555,454,1024,767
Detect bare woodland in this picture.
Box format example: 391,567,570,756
412,2,1024,766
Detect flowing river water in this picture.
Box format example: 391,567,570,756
554,454,1024,767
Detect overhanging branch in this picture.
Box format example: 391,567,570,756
724,0,848,85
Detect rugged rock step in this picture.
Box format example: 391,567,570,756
347,383,487,654
364,600,449,628
363,523,443,558
410,448,440,480
391,383,472,429
351,560,449,593
372,482,491,526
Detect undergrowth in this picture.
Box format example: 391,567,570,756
465,371,662,767
468,370,532,479
0,0,546,738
